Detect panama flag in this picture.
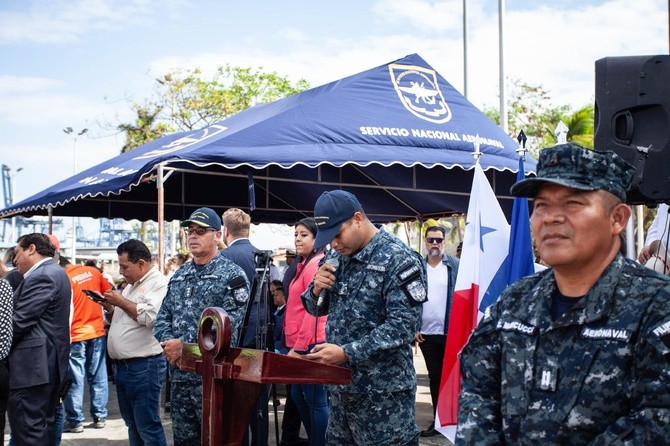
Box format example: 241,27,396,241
506,156,535,284
435,160,532,441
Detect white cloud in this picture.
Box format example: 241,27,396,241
276,28,310,43
0,0,156,45
0,75,61,94
371,0,464,33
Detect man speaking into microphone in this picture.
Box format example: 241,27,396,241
301,190,427,446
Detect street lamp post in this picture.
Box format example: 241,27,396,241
63,127,88,263
2,164,23,242
9,166,23,242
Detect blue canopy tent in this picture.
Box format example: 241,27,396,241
1,53,535,239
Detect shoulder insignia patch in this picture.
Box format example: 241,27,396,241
233,287,248,304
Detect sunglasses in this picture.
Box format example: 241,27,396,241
185,227,217,236
426,237,444,244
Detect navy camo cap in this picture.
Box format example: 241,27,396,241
510,143,635,202
180,207,222,230
313,190,362,249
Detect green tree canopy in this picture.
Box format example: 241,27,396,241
485,78,594,157
117,104,173,153
117,65,310,152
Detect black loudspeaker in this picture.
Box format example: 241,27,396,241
594,55,670,205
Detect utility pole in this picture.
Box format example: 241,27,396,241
63,127,88,262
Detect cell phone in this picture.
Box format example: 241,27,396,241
83,289,107,303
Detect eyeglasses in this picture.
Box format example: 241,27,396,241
185,227,217,236
426,237,444,244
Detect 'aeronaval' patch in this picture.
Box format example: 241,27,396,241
398,265,420,282
397,264,426,306
581,327,630,341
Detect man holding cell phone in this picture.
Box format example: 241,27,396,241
102,239,169,446
58,256,113,433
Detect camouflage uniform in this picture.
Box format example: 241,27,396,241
456,254,670,445
302,229,426,445
153,255,249,446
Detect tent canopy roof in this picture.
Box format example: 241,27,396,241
1,53,536,224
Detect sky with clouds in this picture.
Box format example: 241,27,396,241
0,0,668,229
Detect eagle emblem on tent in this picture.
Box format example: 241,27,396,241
388,63,451,124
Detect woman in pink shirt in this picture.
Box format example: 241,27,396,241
284,218,328,446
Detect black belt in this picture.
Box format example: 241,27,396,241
111,353,162,366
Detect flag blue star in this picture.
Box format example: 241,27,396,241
479,214,496,252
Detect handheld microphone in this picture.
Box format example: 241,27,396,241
317,258,339,307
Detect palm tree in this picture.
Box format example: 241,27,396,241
562,104,594,148
117,104,172,153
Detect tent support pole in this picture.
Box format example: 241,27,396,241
48,205,54,235
157,164,165,274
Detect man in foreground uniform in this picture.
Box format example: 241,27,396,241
456,144,670,444
302,190,426,445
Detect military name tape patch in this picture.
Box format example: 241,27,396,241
581,327,630,341
366,264,386,272
653,320,670,337
500,320,535,335
398,264,420,282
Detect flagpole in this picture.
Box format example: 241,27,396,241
463,0,469,99
498,0,508,133
473,134,482,162
517,130,527,161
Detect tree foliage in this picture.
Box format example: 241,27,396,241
155,65,310,131
114,65,309,245
116,65,310,152
485,78,594,157
117,104,173,153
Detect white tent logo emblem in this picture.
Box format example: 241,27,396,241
389,63,451,124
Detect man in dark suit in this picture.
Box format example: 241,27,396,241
220,208,264,347
9,233,71,446
220,208,269,446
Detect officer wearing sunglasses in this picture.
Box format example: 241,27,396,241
153,207,250,446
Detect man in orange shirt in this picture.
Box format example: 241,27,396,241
58,256,112,433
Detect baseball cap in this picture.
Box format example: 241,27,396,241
511,143,635,202
180,207,222,230
313,190,362,249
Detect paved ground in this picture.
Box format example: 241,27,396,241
4,347,452,445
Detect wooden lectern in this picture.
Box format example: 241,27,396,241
180,307,351,446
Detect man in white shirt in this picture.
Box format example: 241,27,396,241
638,203,670,264
103,239,168,446
415,226,459,437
